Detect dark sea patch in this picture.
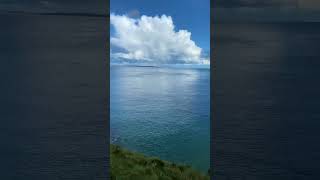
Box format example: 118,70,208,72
214,22,320,179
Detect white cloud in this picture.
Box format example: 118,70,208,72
110,13,209,64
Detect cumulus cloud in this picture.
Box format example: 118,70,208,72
110,13,209,64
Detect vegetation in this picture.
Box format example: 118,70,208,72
110,144,210,180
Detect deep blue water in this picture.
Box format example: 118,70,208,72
110,65,210,172
214,22,320,180
0,13,108,179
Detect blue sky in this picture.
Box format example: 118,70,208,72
110,0,210,64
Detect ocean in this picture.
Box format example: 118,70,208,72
0,13,108,179
110,65,210,172
3,12,320,180
214,22,320,179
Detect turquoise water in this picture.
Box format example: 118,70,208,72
110,65,210,172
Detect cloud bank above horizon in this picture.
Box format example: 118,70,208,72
110,13,209,64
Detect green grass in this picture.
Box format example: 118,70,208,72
110,144,210,180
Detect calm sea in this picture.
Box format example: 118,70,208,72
0,13,108,179
110,65,210,172
214,22,320,180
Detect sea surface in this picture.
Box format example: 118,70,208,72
0,13,108,179
3,11,320,180
214,22,320,180
110,65,210,172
